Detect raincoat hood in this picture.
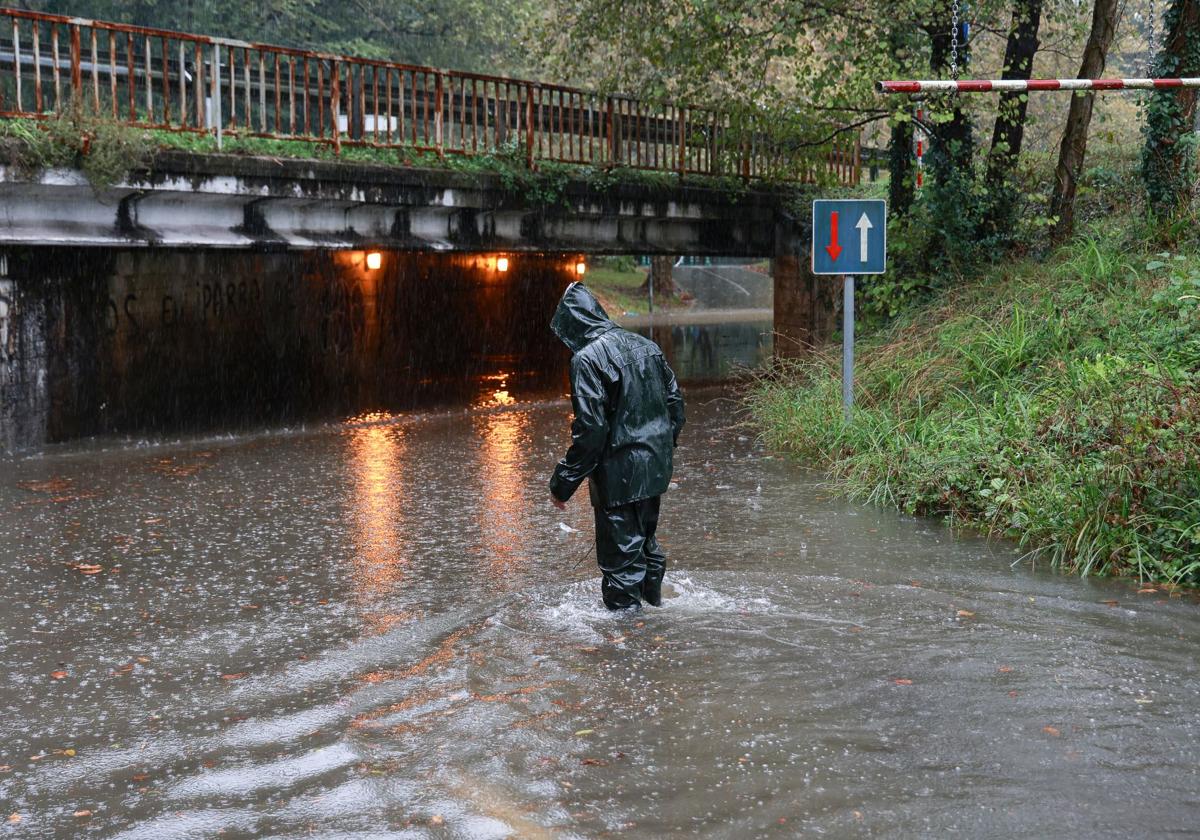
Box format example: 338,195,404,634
551,282,615,353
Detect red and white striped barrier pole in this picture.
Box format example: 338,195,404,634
878,77,1200,93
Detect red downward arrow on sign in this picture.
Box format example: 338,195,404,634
826,211,842,262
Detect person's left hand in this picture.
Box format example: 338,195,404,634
550,494,566,511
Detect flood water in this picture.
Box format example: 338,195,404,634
3,357,1200,837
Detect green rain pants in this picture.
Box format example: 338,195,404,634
594,495,666,610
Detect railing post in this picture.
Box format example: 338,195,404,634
434,71,444,159
677,106,686,177
69,25,82,95
854,135,862,185
606,97,616,166
526,85,536,169
212,43,222,149
350,63,363,140
331,61,341,155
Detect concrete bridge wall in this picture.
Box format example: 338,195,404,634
0,248,571,451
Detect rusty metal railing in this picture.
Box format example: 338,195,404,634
0,7,861,185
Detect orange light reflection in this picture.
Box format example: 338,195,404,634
475,404,532,579
347,422,410,634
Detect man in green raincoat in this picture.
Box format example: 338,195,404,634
548,282,685,610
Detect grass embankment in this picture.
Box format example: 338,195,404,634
584,262,693,317
748,218,1200,583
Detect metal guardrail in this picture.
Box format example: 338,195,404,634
0,7,861,185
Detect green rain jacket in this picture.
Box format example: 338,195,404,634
549,282,685,509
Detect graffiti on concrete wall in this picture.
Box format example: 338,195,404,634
104,278,275,336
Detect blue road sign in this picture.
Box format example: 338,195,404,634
811,199,887,275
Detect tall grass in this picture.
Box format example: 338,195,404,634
748,217,1200,583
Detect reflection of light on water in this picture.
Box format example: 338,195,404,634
474,370,517,408
345,410,400,428
476,407,530,578
347,424,407,632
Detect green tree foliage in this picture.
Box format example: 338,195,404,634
17,0,538,74
539,0,994,148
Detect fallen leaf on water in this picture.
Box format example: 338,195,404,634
635,622,645,628
574,729,594,736
997,665,1013,673
1043,726,1061,737
1134,697,1153,705
136,657,150,664
62,749,76,757
1008,691,1019,698
1137,588,1157,594
131,773,148,782
581,757,609,766
75,564,103,575
430,815,444,826
73,810,92,818
51,670,68,679
892,678,913,686
221,673,246,681
1101,600,1119,607
0,766,11,772
956,610,975,618
609,636,626,644
7,814,20,825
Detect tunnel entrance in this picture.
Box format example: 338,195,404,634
0,249,576,449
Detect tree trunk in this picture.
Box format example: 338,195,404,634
1142,0,1200,218
982,0,1044,232
889,115,916,217
1048,0,1120,243
887,29,917,216
639,256,680,302
651,256,675,297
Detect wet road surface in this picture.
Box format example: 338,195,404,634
2,385,1200,837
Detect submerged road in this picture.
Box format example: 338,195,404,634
1,385,1199,837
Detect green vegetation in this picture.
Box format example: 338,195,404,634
0,104,153,191
582,258,691,317
748,205,1200,583
1141,0,1200,218
584,260,651,316
0,111,777,206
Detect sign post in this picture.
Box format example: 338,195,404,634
811,199,887,421
842,275,854,422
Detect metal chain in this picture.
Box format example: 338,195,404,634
950,0,961,80
1146,0,1157,74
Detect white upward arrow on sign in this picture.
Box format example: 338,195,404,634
856,213,873,263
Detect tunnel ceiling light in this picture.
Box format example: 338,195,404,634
576,260,587,276
366,251,383,271
496,257,510,273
